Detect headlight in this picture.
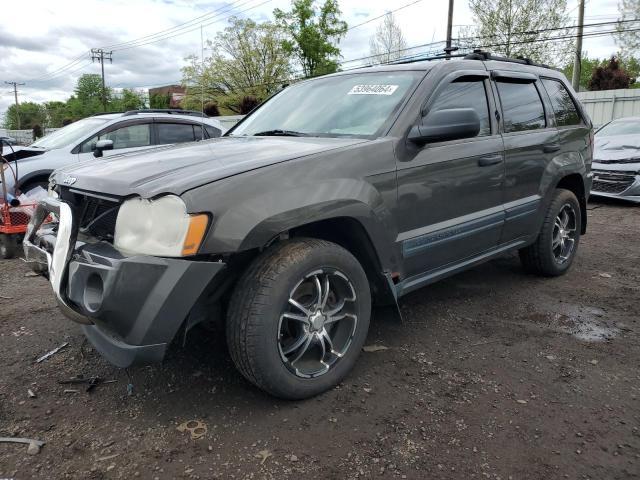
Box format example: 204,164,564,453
114,195,209,257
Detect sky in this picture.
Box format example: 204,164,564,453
0,0,623,120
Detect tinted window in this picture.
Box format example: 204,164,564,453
157,123,197,144
496,81,546,132
541,78,581,127
428,80,491,137
80,123,152,153
205,125,222,138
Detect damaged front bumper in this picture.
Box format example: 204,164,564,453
590,166,640,203
23,198,226,367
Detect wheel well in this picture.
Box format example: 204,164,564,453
18,173,51,193
556,174,587,234
287,217,392,304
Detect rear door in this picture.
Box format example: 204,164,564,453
395,70,505,278
492,71,559,242
154,119,205,145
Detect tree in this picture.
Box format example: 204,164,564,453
65,74,111,118
181,17,291,113
110,89,146,112
616,0,640,54
3,102,46,130
274,0,348,77
150,92,171,109
563,54,639,91
463,0,573,65
369,12,407,64
588,57,632,90
44,101,69,128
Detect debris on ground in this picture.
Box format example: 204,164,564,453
177,420,207,440
58,376,117,392
36,342,68,363
255,449,272,464
362,345,389,352
27,389,36,398
598,272,612,278
0,437,45,455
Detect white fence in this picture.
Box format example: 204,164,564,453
576,89,640,127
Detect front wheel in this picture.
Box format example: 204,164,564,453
519,188,582,276
226,238,371,399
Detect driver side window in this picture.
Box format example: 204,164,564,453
428,80,492,137
80,123,152,153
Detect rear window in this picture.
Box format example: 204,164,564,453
542,78,582,127
157,123,197,144
205,125,222,138
496,81,546,133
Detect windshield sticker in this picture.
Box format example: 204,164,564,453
348,84,399,95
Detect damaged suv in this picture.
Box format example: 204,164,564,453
24,52,592,399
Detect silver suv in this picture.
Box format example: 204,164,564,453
1,109,225,195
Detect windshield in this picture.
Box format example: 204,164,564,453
31,117,108,150
229,71,423,138
597,120,640,137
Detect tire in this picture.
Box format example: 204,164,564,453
0,234,18,260
519,188,581,276
226,238,372,400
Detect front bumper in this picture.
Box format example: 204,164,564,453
590,168,640,203
23,198,226,367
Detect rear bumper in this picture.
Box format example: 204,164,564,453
23,198,226,367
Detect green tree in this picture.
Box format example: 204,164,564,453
110,89,147,112
44,101,69,128
150,92,171,109
181,17,291,113
563,54,639,91
463,0,573,65
3,102,46,130
274,0,348,77
616,0,640,54
562,57,602,91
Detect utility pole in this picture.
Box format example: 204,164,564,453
5,81,25,129
445,0,455,56
91,48,113,111
572,0,585,91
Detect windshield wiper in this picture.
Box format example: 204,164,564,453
252,129,308,137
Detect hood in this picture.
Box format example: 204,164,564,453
52,136,367,198
1,145,47,161
594,134,640,163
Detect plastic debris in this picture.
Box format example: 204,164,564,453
0,437,45,455
255,449,272,464
36,342,68,363
177,420,207,440
362,345,389,352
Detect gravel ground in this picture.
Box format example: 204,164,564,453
0,199,638,480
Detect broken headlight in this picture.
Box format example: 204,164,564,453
114,195,209,257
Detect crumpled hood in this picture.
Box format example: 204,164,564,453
52,136,367,198
594,134,640,162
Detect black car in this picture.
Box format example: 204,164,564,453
24,51,593,399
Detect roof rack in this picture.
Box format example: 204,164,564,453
463,49,552,69
387,52,468,65
121,109,207,118
91,111,125,116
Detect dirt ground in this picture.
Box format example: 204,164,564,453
0,199,638,480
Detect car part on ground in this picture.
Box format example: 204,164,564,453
23,52,593,399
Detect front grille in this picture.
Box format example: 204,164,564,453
59,188,122,242
592,170,637,194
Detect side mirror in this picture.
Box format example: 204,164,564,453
93,139,114,158
408,108,481,145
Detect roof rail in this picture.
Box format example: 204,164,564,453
463,49,552,69
121,109,207,118
91,111,124,116
387,52,468,65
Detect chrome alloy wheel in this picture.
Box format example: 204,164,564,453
278,268,357,378
552,203,578,264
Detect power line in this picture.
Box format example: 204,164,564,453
91,49,113,111
101,0,253,50
111,0,273,52
345,0,424,32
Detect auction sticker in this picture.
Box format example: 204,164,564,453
348,84,399,95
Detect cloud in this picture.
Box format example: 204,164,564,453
0,0,622,119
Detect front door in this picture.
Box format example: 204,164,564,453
395,73,505,279
76,120,154,161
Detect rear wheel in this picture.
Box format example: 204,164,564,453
0,234,19,259
519,188,581,276
226,238,371,399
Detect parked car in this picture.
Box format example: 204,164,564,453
591,116,640,203
0,109,224,196
24,51,592,400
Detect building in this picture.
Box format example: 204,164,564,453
148,85,186,109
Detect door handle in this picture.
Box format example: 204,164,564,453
477,155,502,167
543,143,561,153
